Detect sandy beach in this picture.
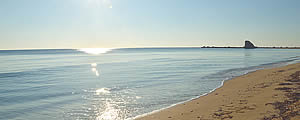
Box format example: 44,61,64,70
136,63,300,120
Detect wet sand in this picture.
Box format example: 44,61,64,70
136,63,300,120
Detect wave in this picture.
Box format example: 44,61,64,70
0,63,91,80
202,56,300,81
0,91,74,106
0,96,80,120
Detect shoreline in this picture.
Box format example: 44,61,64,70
132,68,252,120
136,63,300,120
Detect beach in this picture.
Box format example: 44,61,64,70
136,63,300,120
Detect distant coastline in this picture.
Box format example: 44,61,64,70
200,46,300,49
201,40,300,49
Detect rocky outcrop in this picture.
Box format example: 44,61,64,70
244,41,256,49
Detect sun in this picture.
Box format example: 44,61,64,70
87,0,112,8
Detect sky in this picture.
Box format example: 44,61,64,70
0,0,299,49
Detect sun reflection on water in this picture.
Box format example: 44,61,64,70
96,101,121,120
95,88,110,95
94,88,125,120
65,87,141,120
91,63,100,77
91,63,98,67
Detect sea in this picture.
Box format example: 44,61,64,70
0,48,299,120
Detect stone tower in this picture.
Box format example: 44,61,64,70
244,40,256,49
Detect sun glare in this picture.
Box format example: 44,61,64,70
87,0,112,8
78,48,114,55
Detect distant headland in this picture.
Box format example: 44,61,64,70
201,40,300,49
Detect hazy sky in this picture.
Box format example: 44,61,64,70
0,0,299,49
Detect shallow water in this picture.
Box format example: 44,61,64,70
0,48,299,120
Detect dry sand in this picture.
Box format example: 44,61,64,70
136,63,300,120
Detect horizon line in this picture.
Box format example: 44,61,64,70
1,46,300,51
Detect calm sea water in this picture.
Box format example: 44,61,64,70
0,48,299,120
